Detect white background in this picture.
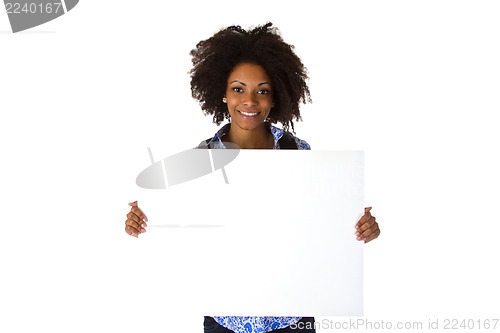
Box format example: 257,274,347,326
1,1,499,332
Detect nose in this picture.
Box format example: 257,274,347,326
242,93,257,107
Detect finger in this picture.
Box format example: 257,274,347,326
357,216,376,233
363,228,381,243
126,211,142,224
357,222,379,241
125,220,146,235
125,216,143,231
125,225,139,238
131,206,148,222
354,207,373,229
355,215,370,229
126,211,147,228
128,201,148,222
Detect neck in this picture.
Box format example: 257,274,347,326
224,123,274,149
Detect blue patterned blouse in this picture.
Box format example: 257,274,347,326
203,122,310,333
204,122,311,150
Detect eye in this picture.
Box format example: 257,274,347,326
232,87,244,93
258,89,271,95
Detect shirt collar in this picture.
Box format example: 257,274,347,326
208,122,284,149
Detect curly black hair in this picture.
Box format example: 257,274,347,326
189,22,311,133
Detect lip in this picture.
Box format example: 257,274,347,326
237,110,260,119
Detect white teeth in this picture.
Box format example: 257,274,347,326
240,111,258,116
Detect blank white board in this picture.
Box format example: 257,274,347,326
136,150,364,316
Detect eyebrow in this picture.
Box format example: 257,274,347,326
230,80,271,87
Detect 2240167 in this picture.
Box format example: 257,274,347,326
5,2,62,14
443,319,498,330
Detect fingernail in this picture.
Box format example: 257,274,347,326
355,231,360,236
357,236,362,240
355,225,359,229
142,223,146,228
141,228,146,233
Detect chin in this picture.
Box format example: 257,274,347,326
233,120,265,131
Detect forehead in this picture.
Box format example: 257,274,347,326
228,63,271,82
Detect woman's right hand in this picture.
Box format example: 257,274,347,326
125,201,148,238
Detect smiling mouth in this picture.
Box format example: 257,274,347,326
238,110,259,117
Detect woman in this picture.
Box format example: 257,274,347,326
124,23,380,333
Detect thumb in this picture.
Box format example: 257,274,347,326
128,201,138,207
365,206,372,214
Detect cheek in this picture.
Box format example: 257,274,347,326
226,101,237,115
264,97,274,110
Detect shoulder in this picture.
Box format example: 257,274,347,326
288,133,311,150
268,122,311,150
196,123,231,149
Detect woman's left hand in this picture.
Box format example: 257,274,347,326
354,207,380,243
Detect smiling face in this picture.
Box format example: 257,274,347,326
224,62,274,132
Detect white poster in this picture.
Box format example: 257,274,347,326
135,150,364,316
